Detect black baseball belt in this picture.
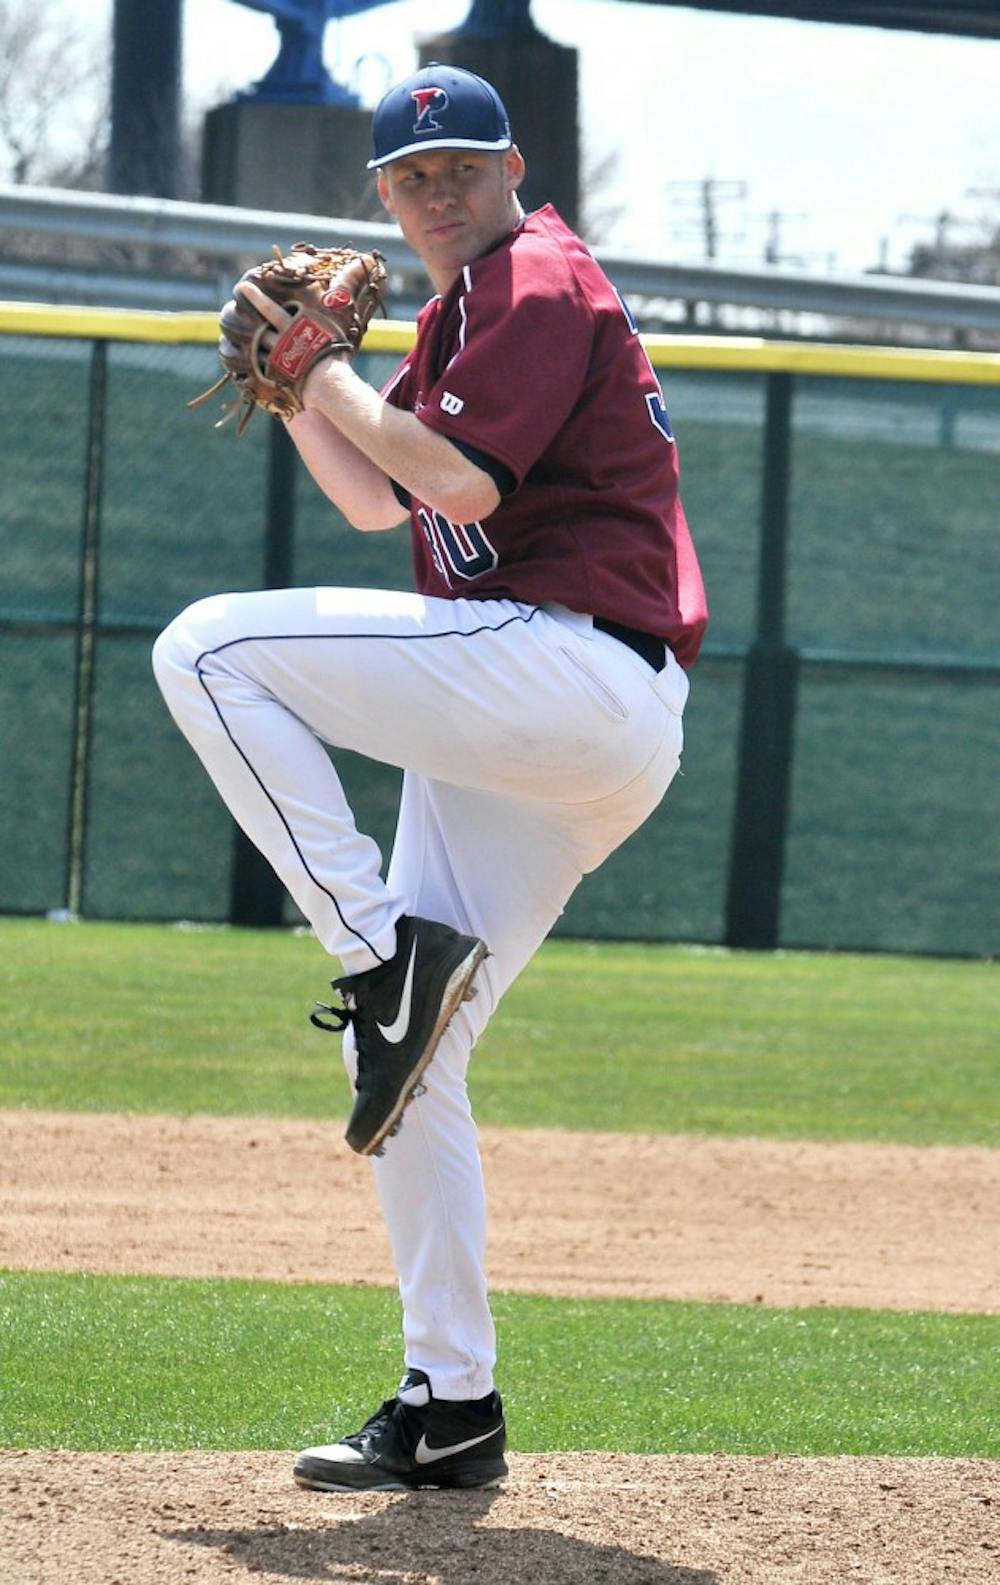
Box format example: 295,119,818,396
594,617,668,674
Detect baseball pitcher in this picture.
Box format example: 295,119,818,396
155,62,708,1493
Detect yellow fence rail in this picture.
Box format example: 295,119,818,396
3,301,1000,386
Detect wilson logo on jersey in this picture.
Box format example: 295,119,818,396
411,86,448,134
440,391,464,415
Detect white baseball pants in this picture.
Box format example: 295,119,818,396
153,588,688,1401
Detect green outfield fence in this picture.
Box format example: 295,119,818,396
2,304,998,957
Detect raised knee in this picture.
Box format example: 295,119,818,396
151,594,229,693
152,616,182,695
151,612,192,697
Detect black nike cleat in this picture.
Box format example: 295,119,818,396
310,914,488,1157
293,1368,507,1491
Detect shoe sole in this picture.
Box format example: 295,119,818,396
293,1456,508,1493
357,939,489,1158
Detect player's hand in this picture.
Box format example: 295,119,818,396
237,279,352,402
236,278,289,340
233,279,286,361
190,242,382,434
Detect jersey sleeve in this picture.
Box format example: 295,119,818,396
414,253,594,486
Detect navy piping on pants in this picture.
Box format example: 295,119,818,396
193,606,543,962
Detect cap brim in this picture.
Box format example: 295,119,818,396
367,134,512,170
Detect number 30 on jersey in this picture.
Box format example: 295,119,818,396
417,508,499,585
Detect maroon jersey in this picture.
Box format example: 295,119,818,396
383,206,708,668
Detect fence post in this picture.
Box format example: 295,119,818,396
64,340,108,917
724,371,800,950
228,422,297,927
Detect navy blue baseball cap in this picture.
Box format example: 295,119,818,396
367,63,512,170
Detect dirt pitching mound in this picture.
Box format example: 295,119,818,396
2,1450,996,1585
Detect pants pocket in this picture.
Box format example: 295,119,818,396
558,645,630,721
652,652,690,717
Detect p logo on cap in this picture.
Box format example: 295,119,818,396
368,63,512,170
411,86,449,134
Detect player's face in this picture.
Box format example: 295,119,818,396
378,148,525,293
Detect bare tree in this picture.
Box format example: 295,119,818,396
579,147,625,247
0,0,109,187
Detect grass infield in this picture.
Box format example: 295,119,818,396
1,918,997,1145
1,1270,996,1459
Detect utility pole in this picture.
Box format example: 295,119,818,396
757,207,809,266
751,209,836,274
898,207,959,251
667,177,748,260
897,205,985,277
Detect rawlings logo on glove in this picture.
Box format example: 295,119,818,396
189,242,388,436
269,316,337,380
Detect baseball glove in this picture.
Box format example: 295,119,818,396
189,242,387,435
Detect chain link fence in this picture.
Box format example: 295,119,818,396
2,312,998,956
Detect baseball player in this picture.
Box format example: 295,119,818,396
153,63,707,1492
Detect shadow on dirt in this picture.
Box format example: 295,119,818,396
165,1484,719,1583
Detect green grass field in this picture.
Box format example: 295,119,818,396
1,919,997,1458
1,919,996,1144
2,1272,995,1457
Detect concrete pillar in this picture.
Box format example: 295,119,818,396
201,101,377,220
110,0,182,197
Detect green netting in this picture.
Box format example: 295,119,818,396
101,343,272,626
0,634,77,913
786,378,1000,660
782,666,1000,956
1,334,996,955
82,634,235,921
667,372,764,651
2,339,91,624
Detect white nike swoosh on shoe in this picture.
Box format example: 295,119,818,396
413,1428,499,1466
375,938,418,1043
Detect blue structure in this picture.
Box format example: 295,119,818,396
231,0,388,105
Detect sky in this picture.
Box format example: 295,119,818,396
87,0,1000,274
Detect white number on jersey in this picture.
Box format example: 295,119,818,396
614,288,675,442
417,509,500,585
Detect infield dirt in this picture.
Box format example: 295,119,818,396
1,1108,997,1583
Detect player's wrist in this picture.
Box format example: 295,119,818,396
302,351,353,410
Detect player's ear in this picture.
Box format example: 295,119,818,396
504,146,526,192
376,169,395,218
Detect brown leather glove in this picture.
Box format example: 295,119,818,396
190,243,388,436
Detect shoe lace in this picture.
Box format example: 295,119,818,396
341,1394,399,1451
309,979,375,1092
309,987,356,1035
